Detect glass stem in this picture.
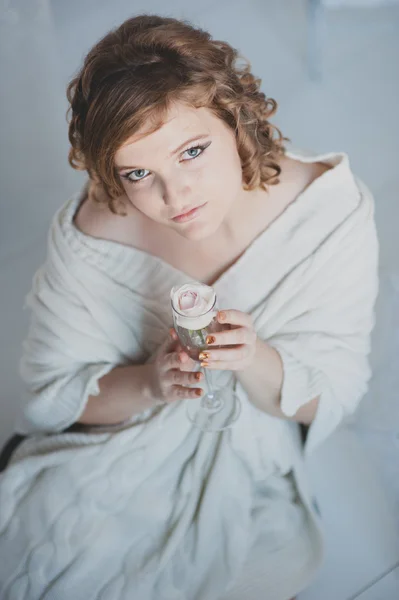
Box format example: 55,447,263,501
203,367,216,406
203,368,215,397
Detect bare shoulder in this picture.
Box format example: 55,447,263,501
304,159,332,183
281,155,332,189
73,192,106,237
271,155,332,214
73,188,141,245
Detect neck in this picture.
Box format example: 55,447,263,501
198,185,270,254
205,157,286,249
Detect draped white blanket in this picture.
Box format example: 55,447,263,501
0,151,379,600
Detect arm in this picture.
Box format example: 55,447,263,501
236,338,319,423
17,258,160,433
78,334,205,425
237,179,379,455
77,363,156,425
18,275,201,432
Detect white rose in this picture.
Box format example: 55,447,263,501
171,282,217,330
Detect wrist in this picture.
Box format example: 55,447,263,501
141,364,164,408
237,335,263,378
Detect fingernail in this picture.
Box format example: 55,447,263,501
206,336,216,345
201,361,209,367
218,311,226,321
199,351,210,361
195,389,203,396
179,353,188,363
195,372,203,381
169,328,177,340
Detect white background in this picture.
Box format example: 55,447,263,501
0,1,398,598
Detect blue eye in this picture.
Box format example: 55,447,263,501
126,168,149,184
122,141,211,185
185,147,201,159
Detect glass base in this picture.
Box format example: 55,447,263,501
186,388,241,432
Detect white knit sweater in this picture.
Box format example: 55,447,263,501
0,148,379,600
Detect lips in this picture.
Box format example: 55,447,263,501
171,204,203,220
171,202,207,222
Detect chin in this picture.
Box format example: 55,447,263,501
174,215,223,242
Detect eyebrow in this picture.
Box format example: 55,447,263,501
116,133,210,172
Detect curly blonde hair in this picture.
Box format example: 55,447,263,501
66,14,289,215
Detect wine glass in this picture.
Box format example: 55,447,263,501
171,284,241,432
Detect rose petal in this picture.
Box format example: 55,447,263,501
172,282,216,330
179,291,198,311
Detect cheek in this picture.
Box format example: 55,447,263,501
216,142,242,185
208,154,243,210
124,187,163,220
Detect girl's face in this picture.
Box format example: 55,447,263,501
114,103,244,241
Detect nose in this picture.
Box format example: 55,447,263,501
162,180,194,215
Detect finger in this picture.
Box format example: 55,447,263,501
217,310,253,328
169,341,198,371
199,344,251,363
165,369,204,386
205,326,256,347
177,352,198,372
169,385,204,401
169,328,179,341
162,349,199,373
201,361,242,371
158,329,180,355
162,350,185,371
153,337,178,366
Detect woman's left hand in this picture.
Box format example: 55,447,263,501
173,310,258,371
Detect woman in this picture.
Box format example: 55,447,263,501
0,13,379,600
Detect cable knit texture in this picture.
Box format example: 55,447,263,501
0,148,378,600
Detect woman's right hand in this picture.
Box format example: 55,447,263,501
148,329,204,404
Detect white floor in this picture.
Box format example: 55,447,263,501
1,1,399,598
